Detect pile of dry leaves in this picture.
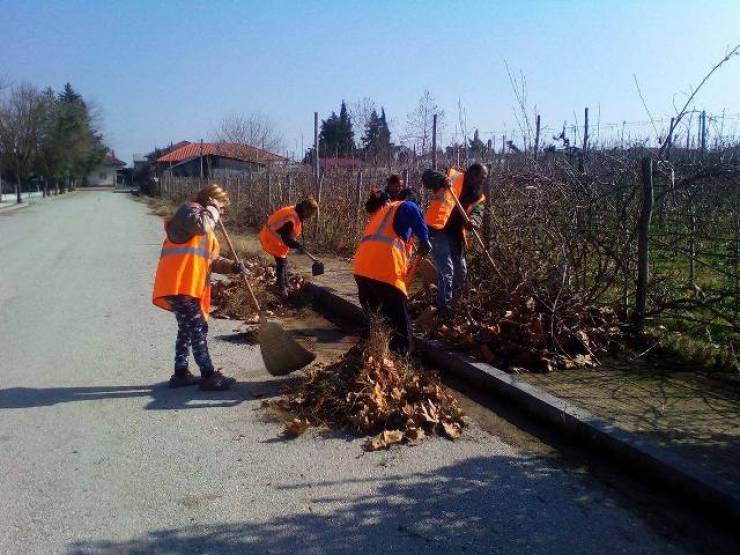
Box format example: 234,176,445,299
411,287,623,373
270,323,466,450
211,258,306,319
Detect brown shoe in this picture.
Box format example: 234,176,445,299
199,370,237,391
169,371,201,388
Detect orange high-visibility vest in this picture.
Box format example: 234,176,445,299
353,201,411,295
424,168,465,229
259,206,303,258
152,223,220,319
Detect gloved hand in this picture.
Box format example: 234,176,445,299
207,198,226,214
232,260,248,274
464,220,481,231
417,240,432,258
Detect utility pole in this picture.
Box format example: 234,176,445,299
432,113,438,170
534,114,541,159
700,110,707,158
583,107,589,153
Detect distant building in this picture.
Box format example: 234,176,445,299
156,142,287,178
85,151,126,187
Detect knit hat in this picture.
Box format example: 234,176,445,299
421,169,448,190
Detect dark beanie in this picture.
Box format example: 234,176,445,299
421,169,447,190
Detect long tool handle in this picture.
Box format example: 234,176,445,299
217,219,261,314
302,250,320,263
448,187,505,280
404,256,421,288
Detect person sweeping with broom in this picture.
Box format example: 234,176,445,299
422,164,488,320
353,194,431,354
259,197,319,298
152,184,245,390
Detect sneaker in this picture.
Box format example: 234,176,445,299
199,370,237,391
169,371,201,388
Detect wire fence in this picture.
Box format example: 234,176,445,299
158,144,739,346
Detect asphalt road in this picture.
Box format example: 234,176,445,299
0,191,695,554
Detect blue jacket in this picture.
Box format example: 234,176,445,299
393,200,429,244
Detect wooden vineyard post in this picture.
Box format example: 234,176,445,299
355,171,363,235
432,113,438,170
635,157,654,328
313,111,320,182
267,170,273,212
534,114,541,159
483,164,492,249
235,177,240,220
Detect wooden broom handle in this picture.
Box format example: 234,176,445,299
448,186,505,281
217,219,261,313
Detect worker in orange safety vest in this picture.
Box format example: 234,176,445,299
353,194,431,354
153,184,246,390
259,197,318,297
422,163,488,317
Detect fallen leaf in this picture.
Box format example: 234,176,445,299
366,429,404,450
283,418,308,438
441,422,462,439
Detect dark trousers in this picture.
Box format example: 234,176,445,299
354,275,413,354
275,257,288,289
168,295,215,376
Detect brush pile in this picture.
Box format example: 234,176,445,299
273,323,466,450
211,258,306,319
411,286,623,373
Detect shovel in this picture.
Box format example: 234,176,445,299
218,220,316,376
303,250,325,276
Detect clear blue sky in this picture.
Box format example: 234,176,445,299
2,0,739,163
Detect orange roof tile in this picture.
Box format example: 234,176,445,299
156,142,286,164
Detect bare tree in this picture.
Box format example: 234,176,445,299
505,62,534,150
348,97,376,136
0,84,46,203
214,113,284,154
404,90,445,155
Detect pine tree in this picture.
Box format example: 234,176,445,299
337,100,355,156
362,107,393,162
319,100,356,157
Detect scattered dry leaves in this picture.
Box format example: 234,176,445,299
268,321,466,449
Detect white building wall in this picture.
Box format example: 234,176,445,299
86,165,118,187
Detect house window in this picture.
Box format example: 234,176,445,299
99,172,107,179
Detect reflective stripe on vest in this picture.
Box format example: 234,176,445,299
424,169,464,229
152,230,219,319
352,201,410,295
160,235,209,258
359,204,406,251
259,206,302,258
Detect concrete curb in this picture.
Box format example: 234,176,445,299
306,281,740,525
0,202,30,214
